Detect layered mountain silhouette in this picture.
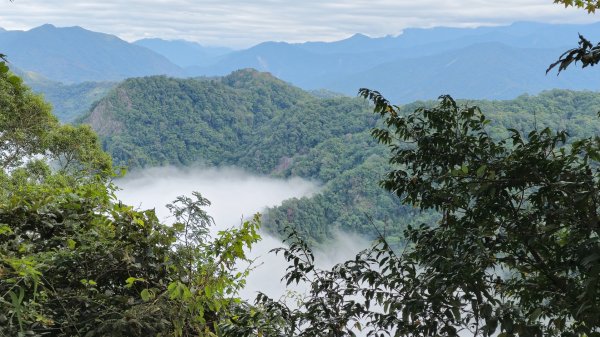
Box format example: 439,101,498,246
0,24,182,82
4,21,600,101
133,38,232,68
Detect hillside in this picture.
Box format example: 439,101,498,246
13,69,117,122
0,24,182,82
82,70,600,243
83,69,409,241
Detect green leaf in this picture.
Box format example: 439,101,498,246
461,164,469,174
529,308,543,321
476,164,487,178
0,224,13,236
140,289,152,302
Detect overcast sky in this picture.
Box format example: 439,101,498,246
1,0,597,48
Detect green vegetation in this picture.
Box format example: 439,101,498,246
554,0,600,12
0,59,261,337
13,68,116,123
83,70,600,244
223,91,600,337
82,70,412,242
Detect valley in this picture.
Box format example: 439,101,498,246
3,8,600,335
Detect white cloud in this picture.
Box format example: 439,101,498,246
114,166,371,302
1,0,596,48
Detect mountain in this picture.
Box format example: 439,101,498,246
134,38,232,68
0,24,183,83
12,67,116,122
3,21,599,130
81,70,600,243
322,43,600,102
82,69,410,241
187,21,600,101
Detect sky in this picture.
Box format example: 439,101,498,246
0,0,597,48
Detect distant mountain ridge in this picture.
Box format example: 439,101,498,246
189,21,600,101
12,67,116,122
3,21,600,102
134,38,232,68
0,24,182,83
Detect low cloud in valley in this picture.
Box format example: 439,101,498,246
116,166,371,301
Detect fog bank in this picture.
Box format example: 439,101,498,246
115,166,371,301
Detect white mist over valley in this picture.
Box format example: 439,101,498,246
115,165,371,301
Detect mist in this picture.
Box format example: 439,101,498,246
115,165,371,301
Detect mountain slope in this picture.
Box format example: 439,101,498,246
134,38,232,68
82,70,408,241
82,70,600,243
84,69,372,170
4,21,600,101
323,43,600,102
0,24,183,83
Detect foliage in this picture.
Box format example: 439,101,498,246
547,1,600,74
0,60,56,170
554,0,600,12
224,92,600,337
83,69,600,243
0,67,261,337
0,169,260,336
0,61,111,176
547,34,600,74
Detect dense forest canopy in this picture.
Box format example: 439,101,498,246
82,71,600,245
0,59,263,336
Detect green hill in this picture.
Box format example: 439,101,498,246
82,70,600,242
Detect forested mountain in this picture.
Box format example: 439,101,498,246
82,70,600,242
0,24,182,82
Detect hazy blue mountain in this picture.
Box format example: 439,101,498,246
4,21,600,104
186,41,392,88
321,43,600,103
11,67,117,122
187,21,600,100
0,24,183,83
297,21,600,55
134,38,232,68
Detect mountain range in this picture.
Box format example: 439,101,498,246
2,21,600,106
0,24,182,83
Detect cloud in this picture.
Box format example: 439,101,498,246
1,0,596,47
115,166,371,301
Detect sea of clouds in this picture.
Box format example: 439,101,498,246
115,165,371,302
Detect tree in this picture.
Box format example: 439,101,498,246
223,91,600,337
547,1,600,74
0,63,261,337
0,59,111,175
0,60,56,170
0,172,261,336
